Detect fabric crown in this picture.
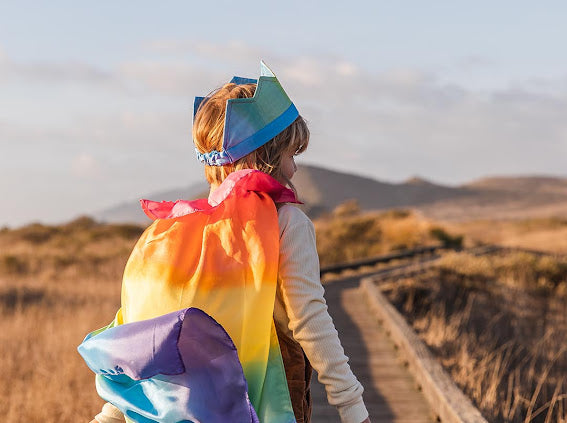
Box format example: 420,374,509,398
193,61,299,166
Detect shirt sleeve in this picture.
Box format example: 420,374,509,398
94,403,124,423
277,205,369,423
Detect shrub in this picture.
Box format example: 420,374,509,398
332,200,361,218
0,287,46,311
430,226,464,248
0,255,29,275
14,223,59,244
379,209,412,219
316,214,382,265
62,216,98,232
315,203,445,265
90,224,145,240
436,252,567,294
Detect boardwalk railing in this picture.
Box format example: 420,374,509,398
320,245,443,277
361,277,489,423
320,244,565,278
317,244,563,422
321,244,565,423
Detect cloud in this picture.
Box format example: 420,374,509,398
267,55,567,182
145,39,266,65
455,55,496,70
71,153,103,179
0,120,73,147
278,58,327,87
336,61,358,77
2,39,567,190
0,46,135,96
116,60,219,97
0,57,115,85
69,109,192,152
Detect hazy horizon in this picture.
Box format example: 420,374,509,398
6,163,567,230
2,1,567,226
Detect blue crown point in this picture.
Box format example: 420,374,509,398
193,61,299,166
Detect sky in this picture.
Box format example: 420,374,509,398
1,1,567,227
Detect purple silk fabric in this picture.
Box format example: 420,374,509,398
78,308,259,423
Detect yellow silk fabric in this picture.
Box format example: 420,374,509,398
119,189,294,421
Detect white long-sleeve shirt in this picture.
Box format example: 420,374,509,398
96,204,368,423
274,204,368,423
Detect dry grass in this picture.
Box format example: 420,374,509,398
382,251,567,423
446,217,567,254
5,208,560,422
436,252,567,293
315,202,457,266
0,208,462,421
0,217,140,422
0,276,120,421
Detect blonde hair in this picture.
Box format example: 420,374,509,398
193,82,309,187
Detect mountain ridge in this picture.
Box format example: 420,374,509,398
93,164,567,224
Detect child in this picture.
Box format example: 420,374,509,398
82,61,370,423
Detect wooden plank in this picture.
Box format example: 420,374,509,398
361,278,488,423
310,277,436,422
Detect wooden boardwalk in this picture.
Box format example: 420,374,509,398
310,276,434,423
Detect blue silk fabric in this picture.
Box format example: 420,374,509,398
78,308,259,423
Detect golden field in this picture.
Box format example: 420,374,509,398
0,207,566,422
0,218,139,421
446,216,567,254
382,251,567,423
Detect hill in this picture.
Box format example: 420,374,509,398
94,165,567,223
421,175,567,221
291,165,472,217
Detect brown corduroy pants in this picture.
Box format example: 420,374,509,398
276,325,313,423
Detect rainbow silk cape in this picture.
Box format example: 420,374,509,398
78,170,299,423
